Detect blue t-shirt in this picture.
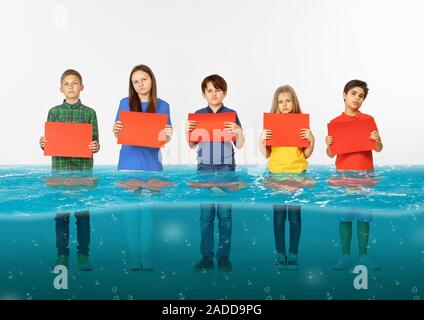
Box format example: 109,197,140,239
194,105,242,171
115,97,171,171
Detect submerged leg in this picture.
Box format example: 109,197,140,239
55,213,71,257
217,204,232,259
357,220,370,257
273,205,287,254
123,207,142,270
75,211,92,271
140,205,154,270
75,211,90,257
200,204,216,258
333,220,353,270
288,206,301,255
339,221,353,255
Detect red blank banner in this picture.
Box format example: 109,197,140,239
44,122,93,158
188,112,236,142
328,118,377,154
117,111,168,148
263,113,310,147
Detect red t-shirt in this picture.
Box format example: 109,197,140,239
329,112,375,171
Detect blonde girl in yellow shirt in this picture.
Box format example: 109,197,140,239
259,85,315,270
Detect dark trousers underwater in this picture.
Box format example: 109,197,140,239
273,205,301,255
55,211,90,257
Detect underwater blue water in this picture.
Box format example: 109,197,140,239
0,165,423,217
0,165,423,300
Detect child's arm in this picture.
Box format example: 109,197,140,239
234,126,245,149
300,129,315,159
89,111,100,153
113,99,125,138
164,125,173,143
164,103,173,144
186,120,198,149
259,130,272,158
88,141,100,153
224,122,245,149
370,131,383,152
40,109,54,150
113,121,123,138
188,142,198,149
325,136,336,158
39,137,47,150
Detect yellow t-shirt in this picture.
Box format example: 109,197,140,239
268,146,308,174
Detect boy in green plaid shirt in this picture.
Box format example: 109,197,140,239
39,69,100,271
40,69,100,168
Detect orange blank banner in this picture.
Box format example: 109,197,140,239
263,113,310,147
44,122,92,158
328,118,377,154
117,111,168,148
188,112,236,142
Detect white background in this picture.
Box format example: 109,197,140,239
1,0,423,165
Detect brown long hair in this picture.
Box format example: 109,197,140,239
129,65,157,113
270,85,302,114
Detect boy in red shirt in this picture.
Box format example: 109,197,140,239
326,80,383,270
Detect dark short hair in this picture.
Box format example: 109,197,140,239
61,69,83,84
201,74,227,93
343,79,369,98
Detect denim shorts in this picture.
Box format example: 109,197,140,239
337,208,373,223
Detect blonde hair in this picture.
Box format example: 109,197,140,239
270,85,302,114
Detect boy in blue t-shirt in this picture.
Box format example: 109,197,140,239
187,74,245,272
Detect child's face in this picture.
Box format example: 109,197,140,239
343,86,365,112
60,75,83,100
131,70,152,97
277,92,294,113
202,82,226,108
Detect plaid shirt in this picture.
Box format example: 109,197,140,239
47,100,99,171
